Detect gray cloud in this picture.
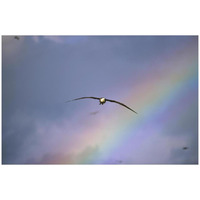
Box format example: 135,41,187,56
28,145,100,164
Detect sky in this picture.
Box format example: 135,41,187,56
2,35,198,164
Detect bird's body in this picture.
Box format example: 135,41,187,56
66,96,137,113
183,147,188,150
99,97,106,105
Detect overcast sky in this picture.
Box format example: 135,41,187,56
2,35,198,164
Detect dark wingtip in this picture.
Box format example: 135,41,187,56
130,109,137,114
65,100,72,103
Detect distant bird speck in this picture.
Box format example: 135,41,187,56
66,97,137,113
14,36,20,40
182,147,188,150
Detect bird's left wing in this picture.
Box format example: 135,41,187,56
65,97,100,103
106,98,137,114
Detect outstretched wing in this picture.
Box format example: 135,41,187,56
65,97,100,103
106,98,137,114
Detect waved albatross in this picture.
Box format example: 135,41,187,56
66,97,137,114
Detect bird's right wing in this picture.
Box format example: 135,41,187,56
65,97,100,103
106,98,137,114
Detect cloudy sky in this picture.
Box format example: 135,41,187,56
2,36,198,164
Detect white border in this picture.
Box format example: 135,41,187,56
0,1,199,200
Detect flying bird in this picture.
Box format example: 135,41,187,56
66,97,137,113
182,147,188,150
14,36,20,40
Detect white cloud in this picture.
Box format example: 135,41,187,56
32,35,88,45
43,36,64,43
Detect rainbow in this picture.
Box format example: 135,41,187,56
61,39,197,164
